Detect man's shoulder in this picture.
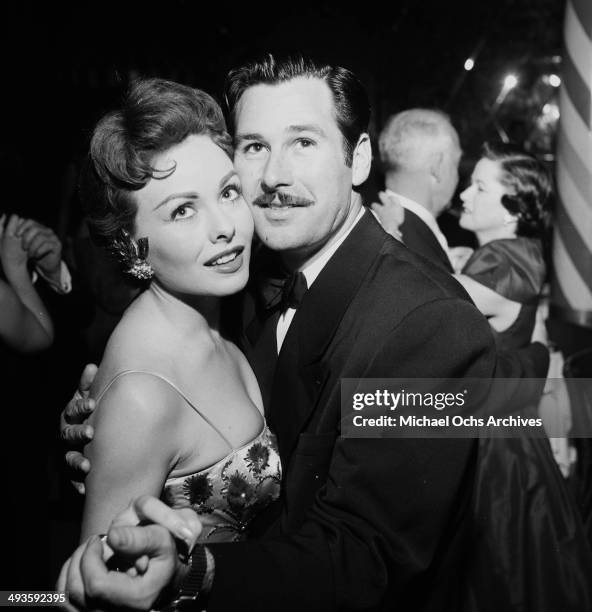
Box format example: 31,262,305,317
370,234,469,304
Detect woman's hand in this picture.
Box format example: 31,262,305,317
370,191,405,240
0,214,29,280
111,495,202,551
58,529,175,612
58,498,202,612
16,218,63,285
448,246,474,274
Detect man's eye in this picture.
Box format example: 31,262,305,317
221,185,241,201
296,138,314,148
171,204,195,221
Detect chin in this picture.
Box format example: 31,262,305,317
257,231,300,252
459,216,471,231
217,272,250,296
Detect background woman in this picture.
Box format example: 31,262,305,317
455,142,550,350
455,143,591,612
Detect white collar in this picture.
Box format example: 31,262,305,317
386,190,451,257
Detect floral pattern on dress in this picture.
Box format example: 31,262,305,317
162,425,281,542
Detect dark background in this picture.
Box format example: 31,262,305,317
0,0,566,590
0,0,564,234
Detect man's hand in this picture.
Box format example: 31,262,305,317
60,527,180,611
370,191,405,240
15,218,63,284
60,364,99,494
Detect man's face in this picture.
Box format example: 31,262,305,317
233,77,360,262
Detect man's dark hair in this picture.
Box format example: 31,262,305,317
223,54,370,166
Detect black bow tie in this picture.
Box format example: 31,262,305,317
259,271,308,312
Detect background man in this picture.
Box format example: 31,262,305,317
372,108,463,272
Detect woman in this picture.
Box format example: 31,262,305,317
74,77,280,545
454,142,549,349
0,213,54,352
455,143,591,612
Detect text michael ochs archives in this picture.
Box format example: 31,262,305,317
340,379,563,439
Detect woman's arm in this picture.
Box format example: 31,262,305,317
454,273,521,330
0,278,53,351
0,214,54,350
80,373,184,542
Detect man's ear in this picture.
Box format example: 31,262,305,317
429,150,445,183
352,133,372,187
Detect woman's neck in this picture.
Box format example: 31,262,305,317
140,281,222,339
476,225,517,247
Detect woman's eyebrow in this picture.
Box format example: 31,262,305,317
153,192,199,211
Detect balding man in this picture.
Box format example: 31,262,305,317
373,108,462,272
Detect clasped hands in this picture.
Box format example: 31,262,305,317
57,497,203,611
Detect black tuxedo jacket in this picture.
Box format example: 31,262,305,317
207,212,548,611
400,208,453,273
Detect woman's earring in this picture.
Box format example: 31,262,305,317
127,237,154,280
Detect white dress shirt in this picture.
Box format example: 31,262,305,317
276,207,366,352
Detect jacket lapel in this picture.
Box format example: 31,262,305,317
269,211,389,458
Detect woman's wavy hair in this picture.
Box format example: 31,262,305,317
81,77,232,255
482,141,553,239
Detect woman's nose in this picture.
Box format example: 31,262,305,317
209,207,236,242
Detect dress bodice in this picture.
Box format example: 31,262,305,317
162,424,281,542
462,237,545,350
93,369,282,543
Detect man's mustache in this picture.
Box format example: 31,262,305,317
252,192,314,208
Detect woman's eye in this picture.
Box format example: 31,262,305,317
244,142,264,154
171,204,195,221
221,185,241,201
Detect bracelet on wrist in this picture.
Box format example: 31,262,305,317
158,545,208,612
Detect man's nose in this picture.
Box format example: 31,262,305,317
261,151,293,192
209,206,236,242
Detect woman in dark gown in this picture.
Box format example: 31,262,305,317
456,143,592,612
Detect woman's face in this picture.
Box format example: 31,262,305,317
459,158,513,235
133,134,254,297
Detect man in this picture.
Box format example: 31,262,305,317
372,109,462,272
61,56,548,611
